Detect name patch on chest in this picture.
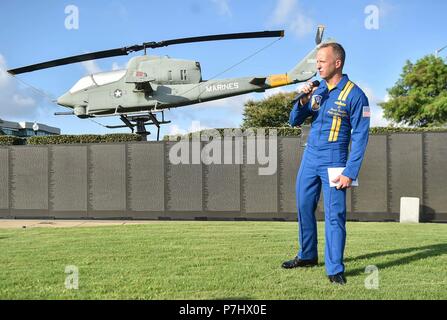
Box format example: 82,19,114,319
327,106,349,118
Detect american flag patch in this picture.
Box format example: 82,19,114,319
362,106,371,117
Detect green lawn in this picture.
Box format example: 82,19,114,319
0,221,446,300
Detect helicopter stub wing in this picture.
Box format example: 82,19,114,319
249,77,267,86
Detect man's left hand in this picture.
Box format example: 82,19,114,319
332,175,352,189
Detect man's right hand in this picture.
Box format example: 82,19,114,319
299,81,318,106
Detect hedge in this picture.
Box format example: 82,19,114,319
163,126,447,141
26,134,142,145
0,135,25,145
0,134,142,146
163,127,303,141
368,127,447,134
2,127,446,146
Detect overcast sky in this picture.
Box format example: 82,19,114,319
0,0,446,139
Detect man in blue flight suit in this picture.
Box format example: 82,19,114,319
281,42,370,285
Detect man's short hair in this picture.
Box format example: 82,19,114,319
319,42,345,67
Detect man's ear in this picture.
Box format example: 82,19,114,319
335,59,342,69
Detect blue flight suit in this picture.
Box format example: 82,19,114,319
289,74,370,276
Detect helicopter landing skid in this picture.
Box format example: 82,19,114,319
105,111,171,141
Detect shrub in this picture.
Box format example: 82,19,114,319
0,135,25,145
26,134,142,145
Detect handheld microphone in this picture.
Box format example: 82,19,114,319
291,80,320,105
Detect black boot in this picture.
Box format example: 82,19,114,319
281,257,318,269
328,272,347,285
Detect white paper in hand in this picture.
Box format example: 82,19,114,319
328,167,359,187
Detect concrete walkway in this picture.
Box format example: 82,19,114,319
0,219,159,229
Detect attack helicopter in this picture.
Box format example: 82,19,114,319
8,26,328,140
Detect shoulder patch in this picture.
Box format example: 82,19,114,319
311,95,322,111
362,106,371,117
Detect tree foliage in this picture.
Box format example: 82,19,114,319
242,92,308,128
380,55,447,127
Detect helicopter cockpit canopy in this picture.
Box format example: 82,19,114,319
69,70,126,93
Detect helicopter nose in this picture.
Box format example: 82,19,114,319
57,92,74,107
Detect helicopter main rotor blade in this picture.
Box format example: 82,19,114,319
142,30,284,49
7,30,284,75
7,48,129,75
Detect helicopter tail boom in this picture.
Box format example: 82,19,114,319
265,39,337,88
